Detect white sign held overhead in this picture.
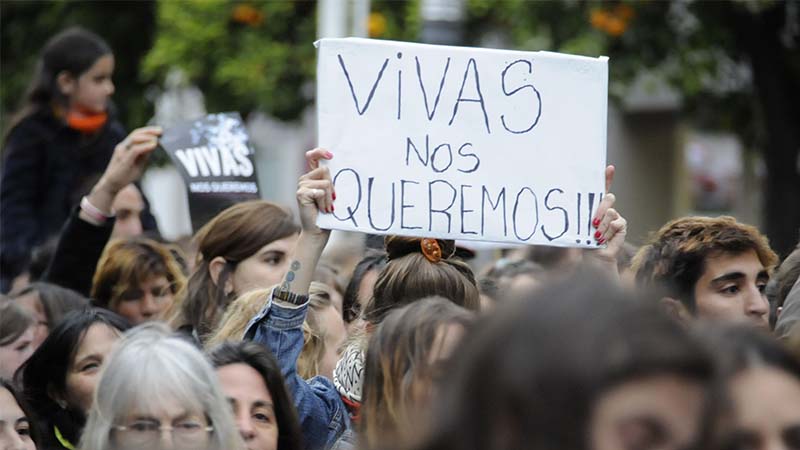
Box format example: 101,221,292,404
316,37,608,248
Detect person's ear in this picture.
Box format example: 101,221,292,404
208,256,234,295
56,71,77,96
659,297,693,323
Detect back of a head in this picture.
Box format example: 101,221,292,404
14,282,90,329
365,236,479,324
28,237,59,281
0,298,34,347
362,297,474,450
207,340,303,450
416,271,715,450
632,216,778,310
82,323,241,450
525,245,583,270
479,258,545,302
699,324,800,380
179,201,299,338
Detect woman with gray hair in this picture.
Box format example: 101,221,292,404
80,323,243,450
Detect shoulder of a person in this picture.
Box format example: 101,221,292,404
4,111,60,150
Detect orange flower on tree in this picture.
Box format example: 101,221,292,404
590,8,611,31
368,12,387,38
232,4,264,27
590,3,634,37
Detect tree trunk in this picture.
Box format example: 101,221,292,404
746,5,800,258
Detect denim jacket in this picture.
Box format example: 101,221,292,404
244,289,351,450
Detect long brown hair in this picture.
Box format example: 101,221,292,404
361,297,473,449
169,201,299,340
364,236,480,324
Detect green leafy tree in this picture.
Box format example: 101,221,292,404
463,0,800,256
142,1,317,121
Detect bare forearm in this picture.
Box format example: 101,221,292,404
281,231,330,296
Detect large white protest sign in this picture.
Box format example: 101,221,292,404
316,38,608,248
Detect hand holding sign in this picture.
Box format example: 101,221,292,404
585,164,628,277
158,113,261,231
279,148,336,297
316,38,609,248
85,126,162,217
297,148,335,237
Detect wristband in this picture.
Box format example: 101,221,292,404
80,196,113,224
274,287,309,306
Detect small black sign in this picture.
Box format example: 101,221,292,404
159,112,261,231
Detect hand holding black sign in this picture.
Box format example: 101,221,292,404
83,126,163,220
158,113,261,231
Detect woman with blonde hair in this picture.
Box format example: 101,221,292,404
80,323,242,450
91,237,186,325
205,288,272,348
206,282,346,381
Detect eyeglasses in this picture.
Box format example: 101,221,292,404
112,419,213,447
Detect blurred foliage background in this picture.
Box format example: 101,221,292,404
1,0,798,254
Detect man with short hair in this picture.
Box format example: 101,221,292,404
632,216,778,328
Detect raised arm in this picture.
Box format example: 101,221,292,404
585,165,628,280
280,147,335,295
244,148,349,450
44,127,162,294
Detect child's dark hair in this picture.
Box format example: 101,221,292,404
9,27,112,130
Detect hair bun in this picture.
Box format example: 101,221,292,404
384,236,456,262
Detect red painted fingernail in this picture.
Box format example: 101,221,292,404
598,238,605,244
594,230,601,239
331,204,335,212
592,218,600,228
332,192,337,201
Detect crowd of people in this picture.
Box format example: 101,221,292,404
2,26,800,450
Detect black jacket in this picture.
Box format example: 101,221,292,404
0,110,156,290
42,206,114,297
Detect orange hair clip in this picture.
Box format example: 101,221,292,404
420,238,442,263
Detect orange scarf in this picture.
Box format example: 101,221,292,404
66,108,108,134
